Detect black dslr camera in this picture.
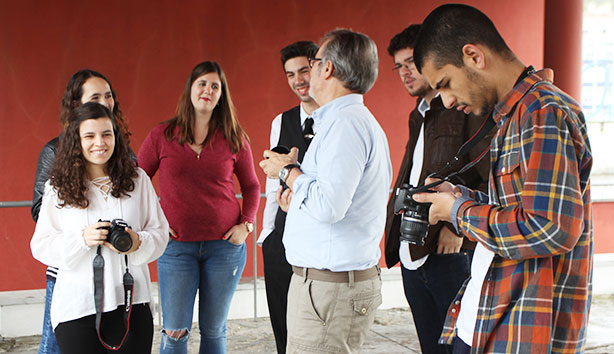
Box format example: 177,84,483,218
98,219,133,252
393,178,446,246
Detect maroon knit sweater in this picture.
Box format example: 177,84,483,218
138,123,260,242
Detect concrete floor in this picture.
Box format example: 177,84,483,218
3,297,614,354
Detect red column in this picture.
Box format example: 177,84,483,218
544,0,583,101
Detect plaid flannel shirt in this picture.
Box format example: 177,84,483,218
441,69,593,353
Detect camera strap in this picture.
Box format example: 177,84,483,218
93,246,134,350
427,114,495,184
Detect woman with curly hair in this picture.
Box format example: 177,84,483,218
30,69,136,354
31,102,169,354
139,61,260,354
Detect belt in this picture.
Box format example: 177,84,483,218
292,265,380,283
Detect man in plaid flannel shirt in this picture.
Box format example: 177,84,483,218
412,4,593,354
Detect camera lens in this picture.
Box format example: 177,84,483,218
399,202,430,246
107,219,133,253
110,231,133,252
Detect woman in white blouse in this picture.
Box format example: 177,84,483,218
31,102,169,354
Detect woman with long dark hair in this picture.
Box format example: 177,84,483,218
30,69,136,354
31,102,168,354
138,61,260,354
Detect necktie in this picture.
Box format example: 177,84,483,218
303,117,314,145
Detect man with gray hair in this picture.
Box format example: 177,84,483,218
259,29,392,353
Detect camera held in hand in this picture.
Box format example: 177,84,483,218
98,219,133,252
271,145,291,190
393,184,434,246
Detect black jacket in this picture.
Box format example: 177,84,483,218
31,137,59,222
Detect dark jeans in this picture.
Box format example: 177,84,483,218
401,250,472,354
55,303,153,354
39,277,60,354
262,229,293,354
452,337,471,354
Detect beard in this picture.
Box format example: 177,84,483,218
464,67,497,117
409,84,429,98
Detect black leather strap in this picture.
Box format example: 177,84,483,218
280,163,301,188
93,246,134,350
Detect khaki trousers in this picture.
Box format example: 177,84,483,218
286,271,382,353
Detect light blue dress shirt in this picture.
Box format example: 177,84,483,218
283,94,392,272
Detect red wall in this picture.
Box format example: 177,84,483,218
593,202,614,254
0,0,546,291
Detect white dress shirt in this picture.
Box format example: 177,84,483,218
283,94,392,271
399,97,431,270
258,103,312,245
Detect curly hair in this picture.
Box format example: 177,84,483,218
51,102,137,208
164,61,248,154
59,69,131,140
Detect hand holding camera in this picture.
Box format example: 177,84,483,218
83,221,112,248
259,145,299,181
393,177,461,245
412,179,460,226
393,184,435,246
83,219,140,253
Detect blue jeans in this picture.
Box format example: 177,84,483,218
157,239,246,354
401,251,472,354
39,277,61,354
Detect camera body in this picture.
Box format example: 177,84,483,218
393,184,433,246
98,219,133,252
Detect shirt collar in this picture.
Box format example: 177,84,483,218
299,102,310,125
492,68,554,123
417,92,440,118
311,93,364,124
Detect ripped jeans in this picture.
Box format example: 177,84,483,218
157,238,246,354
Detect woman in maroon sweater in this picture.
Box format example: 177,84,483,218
138,61,260,354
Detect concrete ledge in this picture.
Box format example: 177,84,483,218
593,253,614,296
2,255,612,338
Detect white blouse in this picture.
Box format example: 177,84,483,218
31,168,169,329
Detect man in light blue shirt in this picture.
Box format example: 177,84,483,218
259,29,392,353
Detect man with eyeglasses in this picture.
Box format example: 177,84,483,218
383,24,492,354
259,29,391,353
258,40,319,354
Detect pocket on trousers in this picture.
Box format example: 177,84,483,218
347,290,382,349
307,280,326,324
351,292,382,317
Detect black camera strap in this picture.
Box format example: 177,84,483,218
93,246,134,350
425,114,495,187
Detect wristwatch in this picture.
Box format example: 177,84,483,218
244,221,254,233
279,163,300,186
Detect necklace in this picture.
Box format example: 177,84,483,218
91,176,112,201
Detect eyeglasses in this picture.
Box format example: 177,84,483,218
392,57,415,72
308,57,323,68
392,63,411,72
